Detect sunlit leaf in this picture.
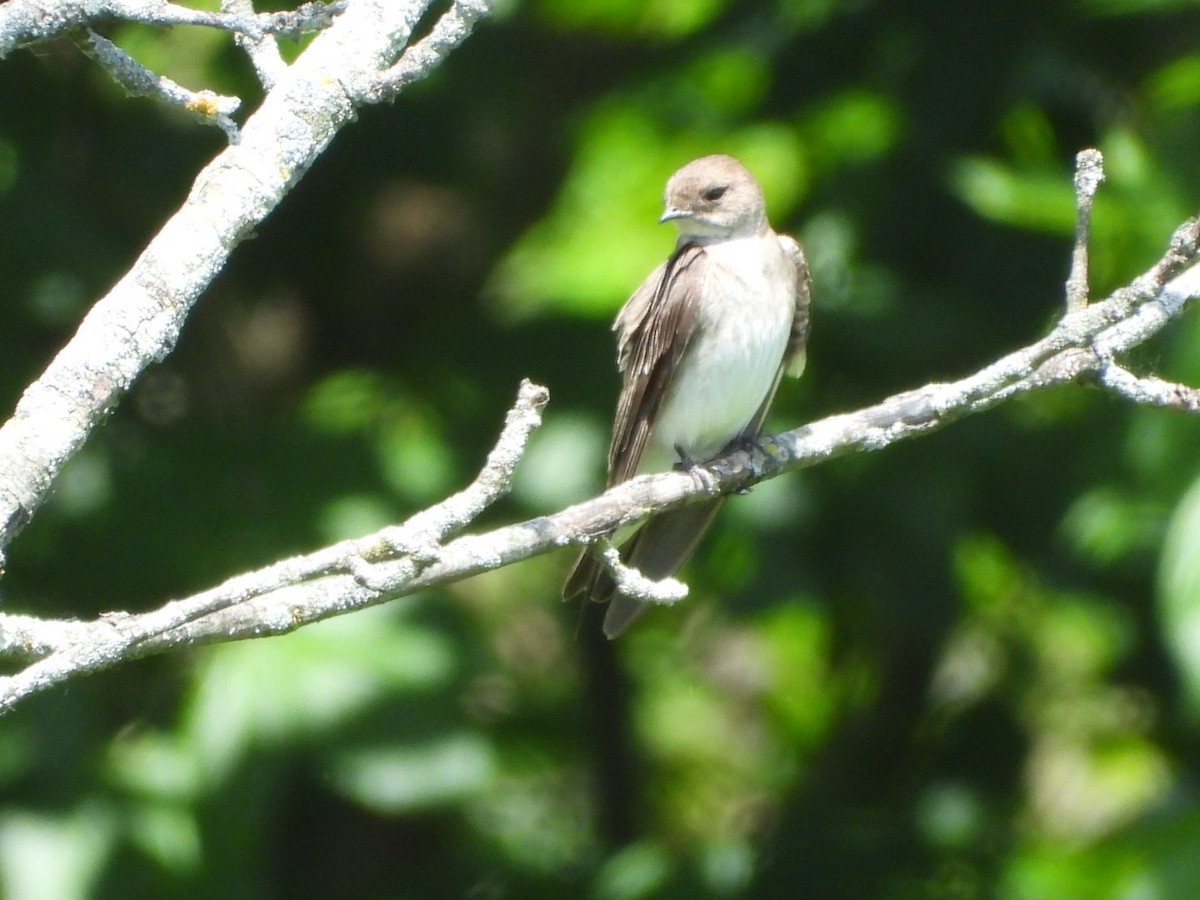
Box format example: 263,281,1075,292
0,807,117,900
180,607,456,784
330,734,495,813
1158,474,1200,717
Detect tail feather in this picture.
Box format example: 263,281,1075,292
562,500,724,638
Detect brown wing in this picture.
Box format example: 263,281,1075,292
782,234,812,380
606,242,706,485
562,243,706,604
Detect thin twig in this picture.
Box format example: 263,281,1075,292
222,0,287,90
0,0,347,57
1096,364,1200,412
1066,148,1105,313
599,544,688,605
366,0,494,102
80,29,242,141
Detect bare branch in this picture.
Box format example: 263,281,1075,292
0,0,346,57
367,0,494,102
0,613,93,662
0,379,548,711
1066,148,1105,312
599,544,688,606
222,0,287,90
79,29,241,141
0,0,488,562
1096,364,1200,412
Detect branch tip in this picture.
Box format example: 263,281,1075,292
1097,363,1200,413
1065,148,1105,313
599,544,688,606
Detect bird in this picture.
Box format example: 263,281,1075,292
563,153,811,638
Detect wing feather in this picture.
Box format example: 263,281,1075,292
606,242,706,485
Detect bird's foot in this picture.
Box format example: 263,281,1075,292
672,444,698,472
729,433,769,494
732,432,768,455
672,444,720,493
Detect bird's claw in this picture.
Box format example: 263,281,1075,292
672,444,698,471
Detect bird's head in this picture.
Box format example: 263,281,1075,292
660,154,766,239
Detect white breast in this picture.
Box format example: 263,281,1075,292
651,232,794,463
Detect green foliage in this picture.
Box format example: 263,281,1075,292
5,0,1200,897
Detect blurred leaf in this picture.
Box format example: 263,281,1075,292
594,841,675,900
999,102,1061,166
534,0,728,37
950,157,1076,233
179,606,456,784
1158,473,1200,717
755,601,836,743
126,803,201,875
0,805,116,900
1147,53,1200,113
803,89,902,171
680,48,773,116
1032,596,1132,681
511,412,607,509
302,369,391,434
330,734,495,813
315,493,395,542
697,838,754,894
1004,803,1200,899
303,369,456,503
1060,486,1165,566
378,412,455,502
469,768,593,874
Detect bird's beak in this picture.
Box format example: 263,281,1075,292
659,206,689,224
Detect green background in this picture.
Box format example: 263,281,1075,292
3,0,1200,896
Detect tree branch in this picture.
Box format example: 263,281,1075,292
0,0,495,563
221,0,288,90
1095,364,1200,412
0,0,345,57
367,0,494,102
0,379,548,710
1,209,1198,714
1066,148,1104,312
79,28,242,140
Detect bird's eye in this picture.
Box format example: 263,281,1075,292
702,186,727,202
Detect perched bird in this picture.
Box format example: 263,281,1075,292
564,153,811,637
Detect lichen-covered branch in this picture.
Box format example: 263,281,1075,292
0,0,344,57
0,0,495,562
221,0,288,89
367,0,494,102
1066,148,1104,312
1,208,1198,715
79,29,242,140
0,379,548,711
